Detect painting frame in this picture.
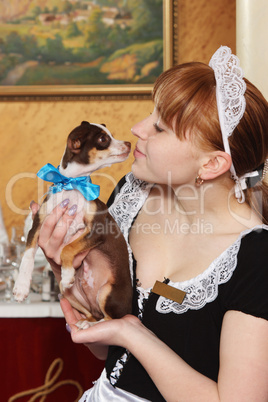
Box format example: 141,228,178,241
0,0,178,100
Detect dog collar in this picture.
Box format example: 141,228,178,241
37,163,100,201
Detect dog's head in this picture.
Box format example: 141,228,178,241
59,121,131,177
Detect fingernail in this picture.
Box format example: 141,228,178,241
66,323,72,333
29,200,35,209
58,293,63,300
68,205,77,216
60,199,70,208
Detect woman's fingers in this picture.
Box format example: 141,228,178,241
60,298,82,325
37,200,79,265
39,199,71,244
37,197,90,269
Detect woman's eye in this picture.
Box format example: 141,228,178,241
153,123,164,133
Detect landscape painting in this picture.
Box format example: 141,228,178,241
0,0,175,97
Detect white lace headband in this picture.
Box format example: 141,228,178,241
209,46,259,203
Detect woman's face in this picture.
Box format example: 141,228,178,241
131,108,201,186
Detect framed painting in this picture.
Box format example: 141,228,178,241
0,0,178,99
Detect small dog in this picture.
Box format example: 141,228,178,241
13,121,132,326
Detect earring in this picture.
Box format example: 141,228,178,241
195,175,204,186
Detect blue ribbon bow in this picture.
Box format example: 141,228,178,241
37,163,100,201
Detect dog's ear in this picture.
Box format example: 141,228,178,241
101,123,106,127
81,121,90,126
67,121,91,154
67,138,81,154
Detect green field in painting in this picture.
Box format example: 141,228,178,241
16,40,163,85
0,22,86,48
16,64,109,85
0,0,163,86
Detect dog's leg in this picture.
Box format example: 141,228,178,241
13,244,38,302
13,212,42,302
60,229,102,291
97,282,114,321
74,283,113,329
66,299,98,330
63,289,97,322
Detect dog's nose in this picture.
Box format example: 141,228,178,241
125,141,131,150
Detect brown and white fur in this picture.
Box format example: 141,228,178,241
13,121,132,327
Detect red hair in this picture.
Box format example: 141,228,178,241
152,62,268,223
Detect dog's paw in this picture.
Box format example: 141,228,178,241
13,283,30,302
75,319,103,330
60,267,75,291
76,320,93,330
60,280,74,292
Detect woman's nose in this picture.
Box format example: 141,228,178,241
131,117,151,140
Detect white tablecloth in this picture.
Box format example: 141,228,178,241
0,293,63,318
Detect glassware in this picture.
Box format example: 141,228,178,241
41,266,59,302
0,244,17,302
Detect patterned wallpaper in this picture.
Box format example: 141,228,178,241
0,0,236,235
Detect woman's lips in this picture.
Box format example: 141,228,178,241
134,146,145,158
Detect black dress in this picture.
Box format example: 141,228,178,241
104,173,268,401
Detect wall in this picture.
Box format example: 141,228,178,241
237,0,268,99
0,0,236,237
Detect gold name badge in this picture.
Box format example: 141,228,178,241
152,281,186,304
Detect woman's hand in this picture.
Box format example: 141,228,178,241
60,297,143,360
61,297,142,347
30,200,89,281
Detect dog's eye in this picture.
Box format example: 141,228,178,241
96,134,110,148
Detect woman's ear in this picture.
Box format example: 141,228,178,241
198,151,232,180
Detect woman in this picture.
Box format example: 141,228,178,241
35,47,268,401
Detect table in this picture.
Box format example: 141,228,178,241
0,293,63,318
0,294,105,402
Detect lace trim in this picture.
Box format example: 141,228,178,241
136,285,151,320
209,46,246,138
109,351,130,386
209,46,252,203
137,225,268,315
108,172,153,281
155,235,241,314
108,173,152,386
